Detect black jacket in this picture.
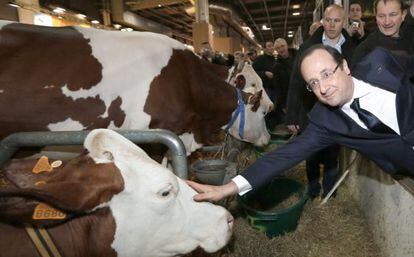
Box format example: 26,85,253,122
252,54,276,91
351,12,414,68
285,27,356,130
273,49,297,109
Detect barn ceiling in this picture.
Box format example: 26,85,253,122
126,0,315,46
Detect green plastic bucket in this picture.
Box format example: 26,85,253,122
238,178,308,238
254,139,287,158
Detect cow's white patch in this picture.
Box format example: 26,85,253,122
84,129,232,257
43,85,55,89
0,89,3,94
179,133,203,155
47,118,85,131
63,27,186,133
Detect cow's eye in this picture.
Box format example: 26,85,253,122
158,184,174,198
252,83,256,87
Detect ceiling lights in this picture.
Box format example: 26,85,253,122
261,24,271,31
292,12,300,16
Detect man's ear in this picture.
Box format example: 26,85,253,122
342,59,351,75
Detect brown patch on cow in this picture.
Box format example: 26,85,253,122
0,154,124,226
0,23,125,138
0,207,117,257
144,49,238,145
235,75,246,90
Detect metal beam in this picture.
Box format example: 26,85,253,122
262,0,274,42
283,0,291,38
237,0,263,43
127,0,190,11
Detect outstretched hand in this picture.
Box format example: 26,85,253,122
186,180,239,202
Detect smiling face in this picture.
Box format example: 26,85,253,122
300,49,354,107
274,39,289,58
375,0,406,37
322,5,345,41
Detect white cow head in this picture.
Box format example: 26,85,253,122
230,61,274,114
85,129,233,257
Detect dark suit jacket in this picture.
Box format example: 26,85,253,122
242,47,414,189
285,27,356,131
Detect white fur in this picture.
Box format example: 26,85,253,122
47,118,85,131
84,129,232,257
179,133,203,155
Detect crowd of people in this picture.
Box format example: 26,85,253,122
189,0,414,201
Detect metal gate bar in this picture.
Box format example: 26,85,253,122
0,129,188,179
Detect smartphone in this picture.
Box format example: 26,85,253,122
352,21,360,28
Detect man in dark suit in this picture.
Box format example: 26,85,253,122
188,45,414,201
286,4,356,198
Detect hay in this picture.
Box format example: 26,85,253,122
186,159,383,257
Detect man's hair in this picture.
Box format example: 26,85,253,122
373,0,405,13
274,38,287,46
324,4,345,19
349,0,364,10
298,44,344,71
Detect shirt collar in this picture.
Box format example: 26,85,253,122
343,77,374,108
322,32,346,53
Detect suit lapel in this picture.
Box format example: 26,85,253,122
309,103,392,139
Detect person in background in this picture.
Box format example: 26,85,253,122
272,38,297,126
351,0,414,67
347,0,369,45
187,44,414,203
200,41,226,65
252,41,277,128
246,48,258,62
286,4,356,199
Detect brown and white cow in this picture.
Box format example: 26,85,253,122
0,20,270,153
0,129,233,257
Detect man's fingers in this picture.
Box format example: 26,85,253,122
186,180,206,193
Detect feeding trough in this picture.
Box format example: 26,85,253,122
239,178,308,238
191,159,234,185
267,125,292,141
254,139,287,158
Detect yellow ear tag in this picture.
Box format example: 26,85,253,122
32,156,53,174
34,181,46,186
32,203,66,220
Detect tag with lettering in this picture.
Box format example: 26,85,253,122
32,203,66,220
32,156,53,173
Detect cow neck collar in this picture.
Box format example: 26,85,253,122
225,88,245,139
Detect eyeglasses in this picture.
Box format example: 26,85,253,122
305,62,341,92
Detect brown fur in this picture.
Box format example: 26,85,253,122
0,155,123,257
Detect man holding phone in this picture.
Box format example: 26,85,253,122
347,1,369,45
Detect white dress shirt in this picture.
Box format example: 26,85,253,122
232,77,400,195
342,77,400,135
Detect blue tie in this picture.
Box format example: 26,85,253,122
350,98,396,134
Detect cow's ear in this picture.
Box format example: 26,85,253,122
249,90,262,112
235,75,246,90
0,155,124,221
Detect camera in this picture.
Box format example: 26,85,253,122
352,21,360,28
